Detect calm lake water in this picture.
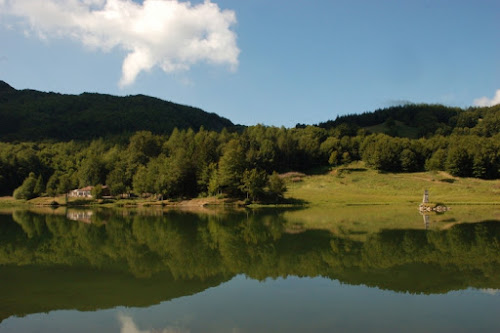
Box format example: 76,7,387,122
0,206,499,332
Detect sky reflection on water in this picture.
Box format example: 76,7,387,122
1,275,499,333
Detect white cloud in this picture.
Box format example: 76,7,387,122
119,314,150,333
0,0,239,86
480,288,499,296
118,314,189,333
473,89,500,107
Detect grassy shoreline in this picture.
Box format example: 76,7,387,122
284,162,500,207
2,162,499,209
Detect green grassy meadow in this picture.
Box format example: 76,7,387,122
285,162,500,206
280,162,500,236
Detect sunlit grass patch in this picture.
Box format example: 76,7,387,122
285,161,500,206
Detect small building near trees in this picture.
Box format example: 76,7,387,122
68,186,110,198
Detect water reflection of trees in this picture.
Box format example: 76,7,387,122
1,210,499,293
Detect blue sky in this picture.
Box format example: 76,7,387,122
1,0,499,127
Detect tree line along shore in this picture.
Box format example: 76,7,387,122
1,119,499,206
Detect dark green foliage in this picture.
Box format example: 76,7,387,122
0,82,499,200
267,172,287,200
78,154,106,187
91,184,104,199
45,171,61,197
239,168,268,201
425,148,447,171
361,134,402,172
33,174,44,197
106,163,128,196
0,81,234,141
218,139,246,195
207,165,221,196
57,174,75,195
132,165,152,195
2,124,500,201
328,151,340,166
127,131,162,165
446,146,473,177
13,172,38,199
159,151,195,198
198,162,218,195
400,149,418,172
319,103,499,139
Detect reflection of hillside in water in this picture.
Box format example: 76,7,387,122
0,265,228,324
0,208,499,321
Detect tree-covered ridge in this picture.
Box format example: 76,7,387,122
2,80,499,142
0,210,498,295
0,81,234,141
318,103,500,138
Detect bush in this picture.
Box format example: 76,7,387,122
267,172,287,200
13,172,38,200
91,184,103,199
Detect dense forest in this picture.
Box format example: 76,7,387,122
317,103,500,138
0,81,499,200
0,80,234,141
2,120,499,199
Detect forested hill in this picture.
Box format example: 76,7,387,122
317,103,500,138
0,80,234,141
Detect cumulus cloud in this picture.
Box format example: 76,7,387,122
118,314,188,333
473,89,500,107
119,314,150,333
480,288,500,296
0,0,240,86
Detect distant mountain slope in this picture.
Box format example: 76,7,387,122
318,103,500,138
0,81,234,141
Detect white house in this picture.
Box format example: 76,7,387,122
68,186,93,198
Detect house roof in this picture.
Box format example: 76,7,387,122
71,185,109,192
78,186,93,191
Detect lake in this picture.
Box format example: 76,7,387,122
0,206,499,332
